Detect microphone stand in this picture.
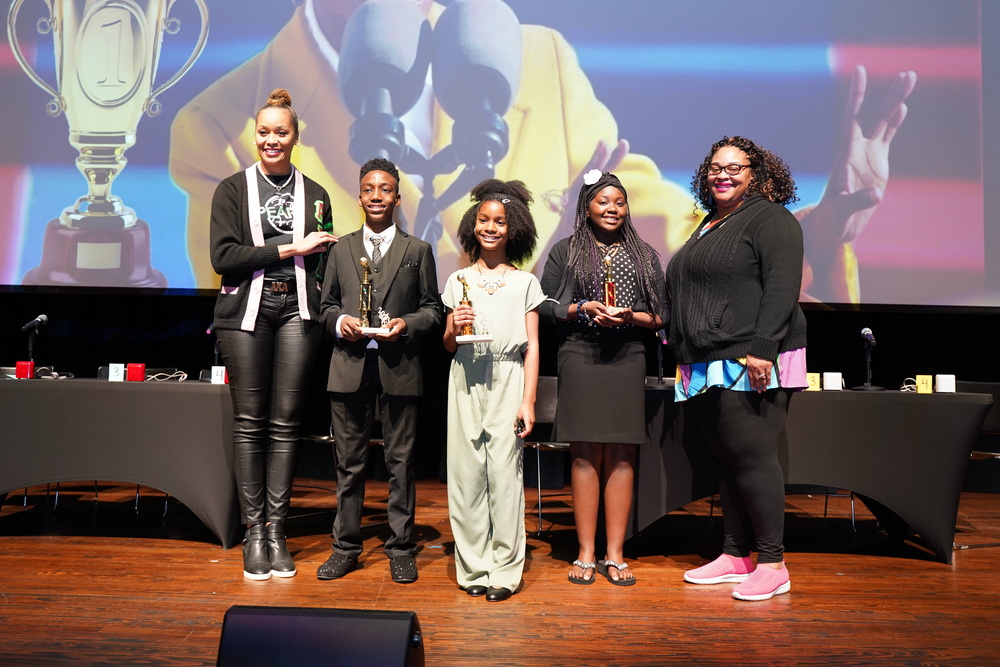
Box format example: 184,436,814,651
656,329,666,385
27,325,38,363
852,340,885,391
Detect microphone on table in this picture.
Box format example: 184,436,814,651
205,322,220,367
853,327,884,391
655,329,667,385
861,327,877,347
21,314,48,332
338,0,431,166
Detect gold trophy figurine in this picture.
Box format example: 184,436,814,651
455,272,493,344
457,273,475,336
603,256,617,307
8,0,209,287
358,257,390,335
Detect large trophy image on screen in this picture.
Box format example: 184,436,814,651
7,0,208,287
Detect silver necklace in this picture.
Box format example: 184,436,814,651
476,263,508,295
258,164,295,193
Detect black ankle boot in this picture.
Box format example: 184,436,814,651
243,524,270,580
266,523,296,577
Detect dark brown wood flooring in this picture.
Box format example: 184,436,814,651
2,479,1000,666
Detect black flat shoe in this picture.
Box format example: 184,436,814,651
316,552,358,580
485,586,512,602
390,555,418,583
464,585,488,597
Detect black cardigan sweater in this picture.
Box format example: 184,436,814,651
209,168,333,330
665,196,807,364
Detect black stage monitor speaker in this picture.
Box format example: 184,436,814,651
216,605,424,667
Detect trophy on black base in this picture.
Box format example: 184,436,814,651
358,257,390,336
8,0,208,287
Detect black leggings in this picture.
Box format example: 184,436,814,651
685,387,791,563
216,290,321,525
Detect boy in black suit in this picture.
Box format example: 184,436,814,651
317,157,442,583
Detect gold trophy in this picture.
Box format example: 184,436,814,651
358,257,389,335
8,0,209,287
457,273,474,336
603,256,616,307
455,272,492,343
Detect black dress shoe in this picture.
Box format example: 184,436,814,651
485,586,512,602
464,585,488,597
316,552,358,580
390,555,418,583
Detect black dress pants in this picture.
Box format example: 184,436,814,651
217,290,321,525
329,350,418,559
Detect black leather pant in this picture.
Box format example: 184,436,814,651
217,290,321,525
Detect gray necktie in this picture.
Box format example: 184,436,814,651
370,235,383,264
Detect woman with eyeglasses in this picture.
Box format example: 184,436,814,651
666,136,808,601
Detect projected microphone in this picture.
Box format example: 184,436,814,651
21,314,48,332
432,0,522,170
339,0,432,166
861,327,877,347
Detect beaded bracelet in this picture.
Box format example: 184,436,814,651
576,299,592,325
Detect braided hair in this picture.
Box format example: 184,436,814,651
456,179,538,265
566,172,661,314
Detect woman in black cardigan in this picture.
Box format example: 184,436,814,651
210,88,336,580
667,136,807,601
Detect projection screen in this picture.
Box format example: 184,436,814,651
0,0,990,307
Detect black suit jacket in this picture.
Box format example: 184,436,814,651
320,226,442,396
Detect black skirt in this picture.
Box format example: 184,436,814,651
553,333,647,445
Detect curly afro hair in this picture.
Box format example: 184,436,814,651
690,136,799,212
456,179,538,265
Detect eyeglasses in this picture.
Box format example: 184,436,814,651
707,163,752,176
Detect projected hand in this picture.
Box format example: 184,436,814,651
811,65,917,244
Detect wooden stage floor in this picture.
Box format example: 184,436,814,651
1,479,999,666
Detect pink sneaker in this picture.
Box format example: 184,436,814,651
732,563,790,601
683,554,754,585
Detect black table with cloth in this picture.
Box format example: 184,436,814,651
1,378,990,561
0,379,240,548
635,382,992,564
